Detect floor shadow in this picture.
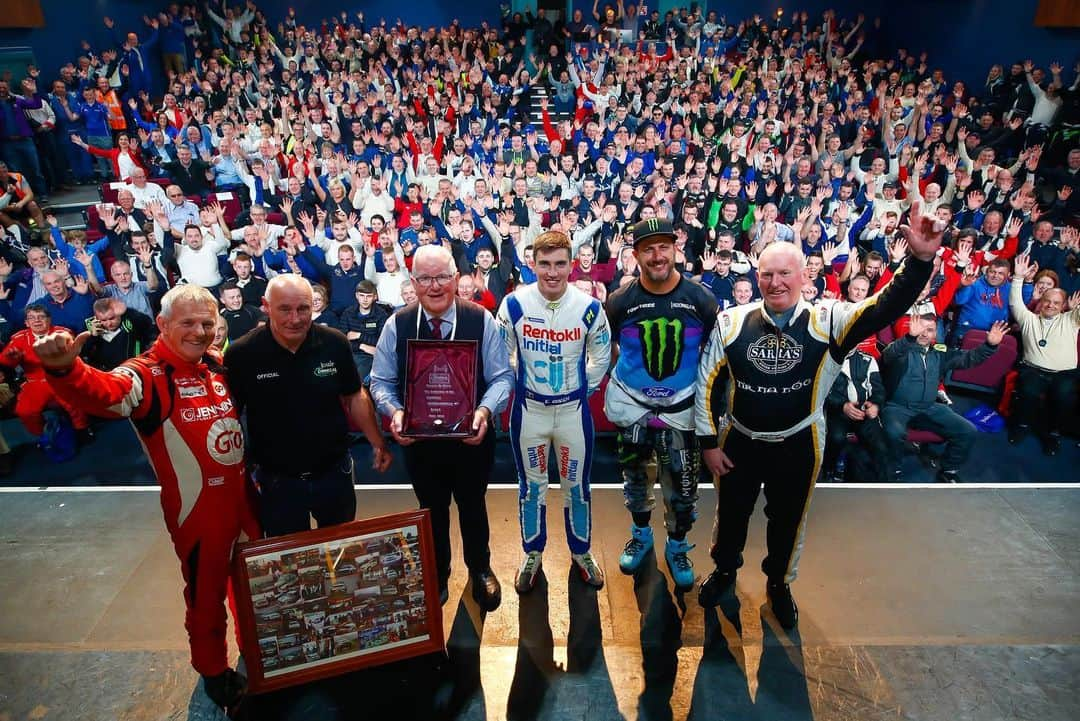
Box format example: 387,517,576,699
753,605,814,721
237,647,447,721
632,551,682,721
506,570,557,721
687,595,813,721
435,592,488,721
686,595,756,721
563,566,626,719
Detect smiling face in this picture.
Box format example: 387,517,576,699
624,226,671,278
157,298,219,363
534,246,571,301
412,248,457,316
25,308,50,335
757,244,804,313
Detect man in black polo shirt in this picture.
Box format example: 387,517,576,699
224,275,392,537
370,245,514,611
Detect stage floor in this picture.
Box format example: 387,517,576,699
0,487,1077,721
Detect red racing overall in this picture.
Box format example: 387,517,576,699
44,338,260,676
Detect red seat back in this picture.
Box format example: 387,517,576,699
947,330,1017,393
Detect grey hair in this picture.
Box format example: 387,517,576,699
411,245,456,276
159,284,219,320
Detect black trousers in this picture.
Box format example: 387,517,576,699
710,426,820,585
404,430,495,589
824,411,890,481
254,452,357,537
1015,365,1077,437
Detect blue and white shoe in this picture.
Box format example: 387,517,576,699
664,537,696,590
618,524,654,574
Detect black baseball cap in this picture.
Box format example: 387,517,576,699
630,218,675,247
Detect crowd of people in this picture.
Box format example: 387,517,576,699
2,1,1076,477
5,2,1079,711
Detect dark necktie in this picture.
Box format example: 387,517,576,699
430,317,444,339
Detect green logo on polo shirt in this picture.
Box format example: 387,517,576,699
314,361,338,378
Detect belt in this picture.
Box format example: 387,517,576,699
257,452,346,480
523,387,585,406
728,410,823,443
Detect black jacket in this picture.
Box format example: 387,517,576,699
880,335,996,406
81,309,158,371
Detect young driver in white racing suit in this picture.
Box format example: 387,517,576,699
497,230,612,593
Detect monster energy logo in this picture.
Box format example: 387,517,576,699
638,317,685,381
645,218,660,232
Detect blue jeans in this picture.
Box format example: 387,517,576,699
882,402,977,473
1,138,45,197
85,134,113,179
63,132,94,182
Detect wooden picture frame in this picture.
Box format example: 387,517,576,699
232,509,444,694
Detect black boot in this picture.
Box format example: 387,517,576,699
697,569,736,608
766,581,799,630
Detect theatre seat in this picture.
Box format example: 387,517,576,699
946,330,1017,394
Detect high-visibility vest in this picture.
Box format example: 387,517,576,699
6,172,28,202
99,90,126,130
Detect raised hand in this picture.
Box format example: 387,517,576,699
888,237,909,263
986,320,1009,346
1012,253,1032,279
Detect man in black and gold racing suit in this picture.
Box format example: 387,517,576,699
693,201,945,629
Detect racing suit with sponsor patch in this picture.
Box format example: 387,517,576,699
497,284,611,554
43,339,260,676
604,277,718,536
695,256,933,583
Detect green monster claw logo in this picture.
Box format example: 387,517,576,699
638,318,685,381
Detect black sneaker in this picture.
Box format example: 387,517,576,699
698,569,736,608
766,581,799,630
1040,434,1060,456
937,469,960,484
0,452,13,476
76,427,96,446
1008,424,1030,445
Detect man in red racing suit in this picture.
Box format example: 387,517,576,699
35,286,259,711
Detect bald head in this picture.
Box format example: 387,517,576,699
264,273,314,303
757,242,806,313
262,275,314,350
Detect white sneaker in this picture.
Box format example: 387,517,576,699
515,551,543,594
572,551,605,589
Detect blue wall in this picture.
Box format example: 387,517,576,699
2,0,1077,97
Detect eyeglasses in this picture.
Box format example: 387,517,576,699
413,274,454,288
167,193,182,198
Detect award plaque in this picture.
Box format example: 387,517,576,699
403,339,478,438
